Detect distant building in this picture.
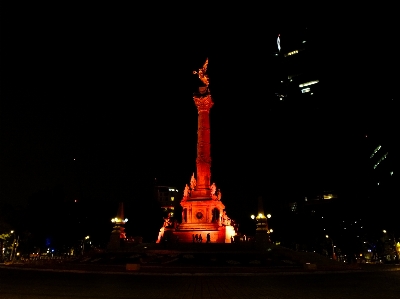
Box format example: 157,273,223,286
154,185,180,218
364,132,396,196
272,26,321,108
287,190,338,214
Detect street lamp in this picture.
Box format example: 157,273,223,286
9,230,16,261
326,235,336,260
81,236,91,255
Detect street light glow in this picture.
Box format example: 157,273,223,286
111,217,128,223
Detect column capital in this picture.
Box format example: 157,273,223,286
194,94,214,112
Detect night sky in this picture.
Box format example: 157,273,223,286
1,5,398,227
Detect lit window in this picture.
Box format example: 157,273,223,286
301,88,310,93
370,145,381,158
299,80,319,88
171,197,174,201
277,35,281,51
284,50,299,57
373,152,388,169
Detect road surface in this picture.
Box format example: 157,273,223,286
1,267,400,298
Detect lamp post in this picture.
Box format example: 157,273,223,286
382,229,398,262
81,235,90,255
326,235,336,260
9,230,19,262
251,213,272,231
257,213,267,231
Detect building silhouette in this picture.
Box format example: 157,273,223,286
272,25,322,110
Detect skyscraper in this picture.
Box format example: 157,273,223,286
272,26,321,109
363,100,397,197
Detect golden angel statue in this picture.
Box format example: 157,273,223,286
193,58,209,88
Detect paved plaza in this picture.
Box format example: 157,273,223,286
1,266,400,298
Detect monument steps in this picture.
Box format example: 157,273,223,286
176,224,220,231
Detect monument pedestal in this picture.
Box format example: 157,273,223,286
107,231,122,251
107,202,128,251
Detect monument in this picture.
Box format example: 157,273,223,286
255,197,271,244
157,59,236,243
107,202,128,250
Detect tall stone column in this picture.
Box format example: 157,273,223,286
193,91,213,194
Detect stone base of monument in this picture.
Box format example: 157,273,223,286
107,231,122,251
173,229,221,243
254,230,271,250
159,225,236,243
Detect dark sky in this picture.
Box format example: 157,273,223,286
1,5,398,218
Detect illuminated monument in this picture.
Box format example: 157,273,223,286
157,59,236,243
107,202,128,250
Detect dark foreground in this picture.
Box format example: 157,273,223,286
1,267,400,298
